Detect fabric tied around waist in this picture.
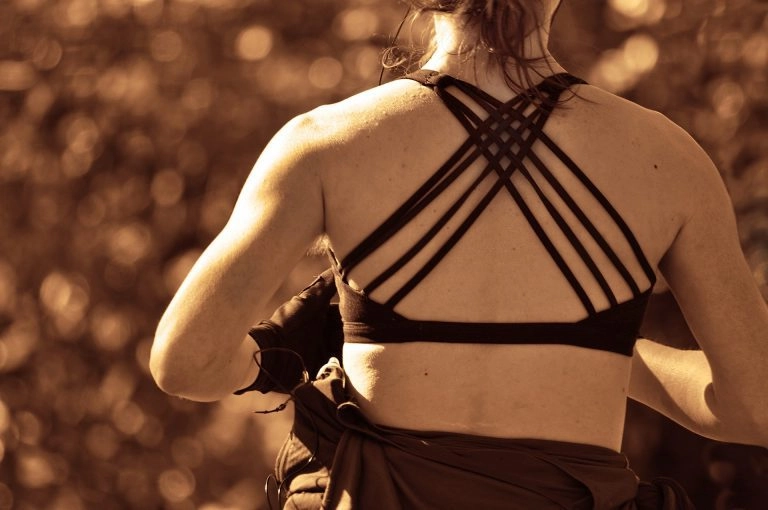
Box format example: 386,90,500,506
268,359,694,510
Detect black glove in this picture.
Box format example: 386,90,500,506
234,268,343,395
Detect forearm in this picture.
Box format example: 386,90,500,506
154,334,260,401
150,230,275,400
630,339,768,446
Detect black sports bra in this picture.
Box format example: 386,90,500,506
330,70,656,357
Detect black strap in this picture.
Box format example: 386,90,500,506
365,95,534,296
436,87,598,314
534,128,657,286
443,86,620,308
386,93,555,308
336,71,654,317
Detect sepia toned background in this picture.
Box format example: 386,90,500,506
0,0,766,508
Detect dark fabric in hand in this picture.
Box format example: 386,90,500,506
234,268,343,395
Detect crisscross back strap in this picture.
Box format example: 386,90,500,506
336,71,655,315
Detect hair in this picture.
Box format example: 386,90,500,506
384,0,566,101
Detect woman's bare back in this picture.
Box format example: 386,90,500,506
317,77,692,449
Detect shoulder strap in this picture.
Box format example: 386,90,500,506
339,71,654,315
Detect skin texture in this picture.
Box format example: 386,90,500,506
151,4,768,450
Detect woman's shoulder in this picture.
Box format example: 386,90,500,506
570,83,724,226
252,79,434,182
573,84,712,165
562,83,717,187
289,79,437,148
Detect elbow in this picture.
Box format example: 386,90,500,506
150,318,183,394
709,413,768,447
149,333,233,402
150,353,225,402
707,385,768,447
741,411,768,448
149,339,186,397
149,336,205,401
149,359,176,396
150,319,195,397
722,413,768,448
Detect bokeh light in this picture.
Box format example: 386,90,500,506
150,29,185,63
158,467,196,503
335,7,379,41
151,168,186,206
39,271,90,338
308,57,345,89
235,25,274,61
0,61,38,91
589,33,660,93
15,448,61,488
85,423,121,460
607,0,667,29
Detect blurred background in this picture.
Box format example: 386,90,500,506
0,0,766,508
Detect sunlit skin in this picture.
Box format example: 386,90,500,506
151,1,768,451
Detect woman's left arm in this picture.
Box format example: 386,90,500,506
628,339,760,445
150,113,326,401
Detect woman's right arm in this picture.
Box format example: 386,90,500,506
628,121,768,446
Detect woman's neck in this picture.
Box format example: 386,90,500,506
422,14,566,93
